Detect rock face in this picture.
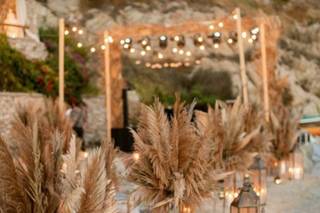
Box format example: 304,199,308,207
8,37,48,60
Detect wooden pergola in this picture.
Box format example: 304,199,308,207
102,9,280,140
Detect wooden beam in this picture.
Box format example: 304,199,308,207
260,22,270,122
104,31,112,141
58,18,65,112
236,8,249,108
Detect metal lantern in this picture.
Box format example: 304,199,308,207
288,149,304,180
248,157,267,205
230,177,260,213
224,172,243,211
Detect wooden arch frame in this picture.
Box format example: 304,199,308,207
103,10,280,140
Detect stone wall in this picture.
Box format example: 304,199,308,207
0,92,107,144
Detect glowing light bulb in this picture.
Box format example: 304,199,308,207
101,45,106,50
145,62,151,67
241,32,247,38
105,36,113,43
214,43,219,48
248,38,253,43
158,53,164,59
218,22,224,28
227,38,233,44
145,45,152,51
140,50,146,56
64,30,69,35
179,49,184,55
135,60,141,65
130,48,136,53
252,34,257,40
209,24,214,30
199,45,205,50
90,47,96,53
251,27,260,35
172,47,178,53
214,32,221,37
72,26,78,32
186,51,192,57
77,42,83,48
120,40,125,45
133,152,140,161
78,29,84,35
233,14,238,20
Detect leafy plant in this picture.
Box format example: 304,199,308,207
0,30,98,104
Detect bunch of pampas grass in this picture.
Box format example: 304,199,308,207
127,98,227,213
0,100,118,213
195,98,266,173
269,104,300,162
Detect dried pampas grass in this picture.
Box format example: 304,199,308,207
128,98,226,212
0,99,118,213
269,104,300,161
195,97,267,173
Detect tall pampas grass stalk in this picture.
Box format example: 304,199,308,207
196,97,265,173
0,99,118,213
128,98,227,213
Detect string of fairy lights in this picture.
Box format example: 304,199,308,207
63,12,260,70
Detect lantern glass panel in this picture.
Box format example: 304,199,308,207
230,207,258,213
288,150,304,180
250,170,267,205
224,173,243,208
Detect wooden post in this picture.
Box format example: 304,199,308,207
235,8,249,108
260,22,270,122
58,18,65,112
104,31,112,141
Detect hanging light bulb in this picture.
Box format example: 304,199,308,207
135,60,141,65
186,51,192,57
241,32,247,38
211,32,222,45
140,50,146,56
175,35,185,48
251,27,260,35
72,26,78,32
214,43,219,49
158,52,164,59
233,14,238,20
145,62,151,67
141,36,151,48
199,45,205,50
193,34,204,47
218,22,224,28
145,45,152,51
227,32,237,44
159,35,168,48
179,49,184,55
78,29,84,35
120,39,125,45
209,24,215,30
101,45,106,50
172,47,178,53
64,30,70,35
77,42,83,48
130,48,136,53
90,47,96,53
195,59,201,65
105,36,113,44
248,38,254,43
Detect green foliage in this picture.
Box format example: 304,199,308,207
0,28,98,104
123,57,234,107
